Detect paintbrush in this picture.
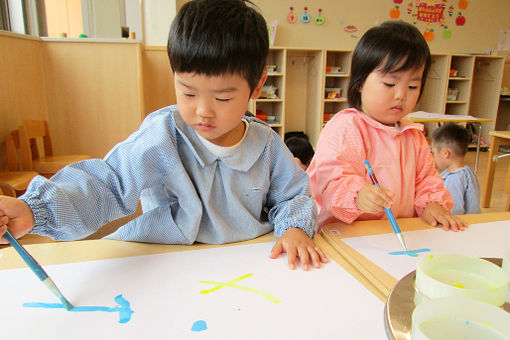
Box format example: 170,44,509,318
3,230,73,310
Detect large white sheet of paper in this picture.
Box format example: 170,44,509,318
0,241,384,339
342,220,510,280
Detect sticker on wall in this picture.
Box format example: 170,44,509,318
389,5,401,19
455,12,466,26
448,5,454,16
344,25,358,34
300,7,311,24
442,26,452,38
287,7,297,24
407,2,413,14
458,0,468,10
423,28,435,41
315,8,325,25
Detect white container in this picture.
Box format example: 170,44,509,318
412,296,510,340
415,254,509,306
502,249,510,280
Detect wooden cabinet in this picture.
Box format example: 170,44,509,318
251,47,504,145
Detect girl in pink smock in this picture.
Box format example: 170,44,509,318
307,21,466,231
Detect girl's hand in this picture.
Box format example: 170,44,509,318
356,183,394,214
0,195,35,244
269,228,328,271
421,202,467,231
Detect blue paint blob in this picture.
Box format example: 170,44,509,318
23,294,134,324
388,248,431,257
465,320,470,325
191,320,208,332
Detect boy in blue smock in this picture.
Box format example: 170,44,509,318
431,122,482,215
0,0,327,270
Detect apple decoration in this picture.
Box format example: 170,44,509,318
443,26,452,39
390,6,400,19
423,29,434,42
458,0,468,10
394,0,403,3
456,12,466,26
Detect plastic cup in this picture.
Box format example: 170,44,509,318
412,296,510,340
415,254,509,306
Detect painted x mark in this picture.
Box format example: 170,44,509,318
199,273,281,304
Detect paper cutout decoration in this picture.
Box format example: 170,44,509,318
390,6,400,19
287,7,297,23
456,12,466,26
443,26,452,38
315,8,325,25
458,0,468,10
300,7,311,23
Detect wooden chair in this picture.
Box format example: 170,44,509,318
0,182,17,197
18,120,91,177
0,130,39,196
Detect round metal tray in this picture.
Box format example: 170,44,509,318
384,258,510,340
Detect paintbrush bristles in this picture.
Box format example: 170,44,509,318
43,278,74,311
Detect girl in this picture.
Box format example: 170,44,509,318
307,21,466,231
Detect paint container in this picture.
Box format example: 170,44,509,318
411,296,510,340
415,254,509,306
502,249,510,280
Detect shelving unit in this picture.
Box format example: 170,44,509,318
251,47,504,146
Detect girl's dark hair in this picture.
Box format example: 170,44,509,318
167,0,269,93
431,122,472,156
347,21,431,110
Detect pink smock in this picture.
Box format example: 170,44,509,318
307,108,453,228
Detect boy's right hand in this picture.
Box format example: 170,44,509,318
0,195,35,244
355,183,394,214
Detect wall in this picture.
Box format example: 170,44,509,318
0,31,48,170
166,0,510,54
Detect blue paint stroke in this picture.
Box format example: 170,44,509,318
388,248,431,257
191,320,208,332
23,294,134,324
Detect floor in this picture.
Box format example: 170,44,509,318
466,148,510,213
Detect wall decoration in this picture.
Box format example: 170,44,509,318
390,1,469,41
300,7,311,24
344,25,358,34
287,7,297,24
315,8,325,25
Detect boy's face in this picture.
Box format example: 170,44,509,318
174,72,266,146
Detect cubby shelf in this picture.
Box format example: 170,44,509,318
250,47,504,145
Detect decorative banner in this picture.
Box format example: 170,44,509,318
388,0,469,41
416,3,444,23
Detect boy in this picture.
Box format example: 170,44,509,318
0,0,327,270
431,122,482,215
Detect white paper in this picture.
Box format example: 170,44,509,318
342,220,510,280
406,111,479,121
0,241,384,339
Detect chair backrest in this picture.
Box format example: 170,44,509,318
5,130,21,171
0,182,17,197
19,120,54,171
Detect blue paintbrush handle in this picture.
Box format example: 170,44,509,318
384,207,402,234
3,230,49,282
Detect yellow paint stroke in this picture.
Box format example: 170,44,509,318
199,273,281,304
453,282,464,288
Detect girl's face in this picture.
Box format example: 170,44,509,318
359,64,424,126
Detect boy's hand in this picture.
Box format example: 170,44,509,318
356,183,394,214
0,195,35,244
269,228,328,271
421,202,467,231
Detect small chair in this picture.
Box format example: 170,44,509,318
0,182,17,197
0,130,39,196
18,120,91,177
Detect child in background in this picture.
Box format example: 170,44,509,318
307,21,466,231
285,136,315,170
0,0,327,271
431,122,481,215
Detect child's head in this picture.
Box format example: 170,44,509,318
167,0,269,147
168,0,268,94
431,122,471,170
347,21,431,126
285,137,314,170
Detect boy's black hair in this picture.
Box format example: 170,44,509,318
167,0,269,93
347,21,431,110
431,122,472,156
285,137,315,167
